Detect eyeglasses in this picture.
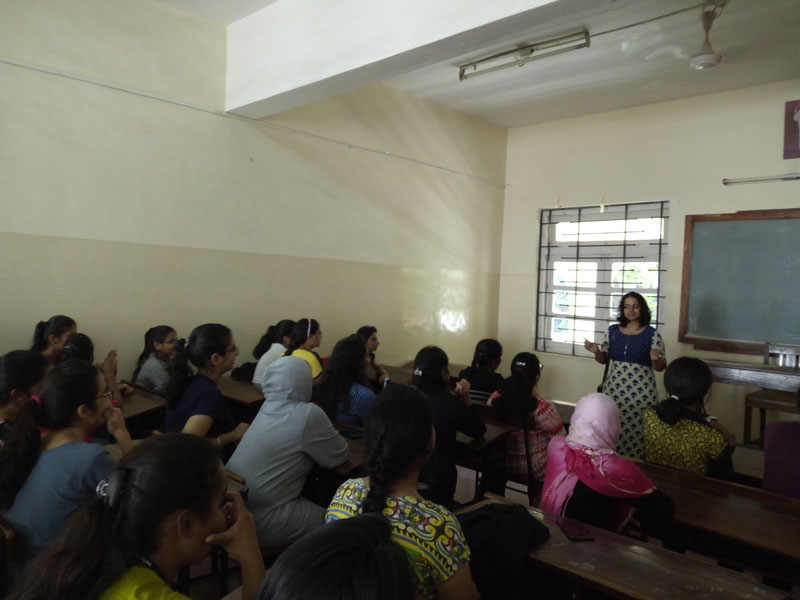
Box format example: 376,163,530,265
160,338,178,345
224,345,239,356
97,391,113,402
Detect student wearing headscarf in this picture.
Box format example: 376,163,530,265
540,393,676,540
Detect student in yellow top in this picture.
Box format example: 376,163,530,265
282,318,324,378
642,357,735,479
10,434,265,600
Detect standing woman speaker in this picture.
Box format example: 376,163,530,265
584,292,666,458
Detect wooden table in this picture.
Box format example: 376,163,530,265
383,364,413,384
459,497,791,600
638,459,800,585
456,421,515,451
120,387,166,419
218,376,265,422
705,359,800,392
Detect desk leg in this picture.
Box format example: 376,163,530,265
757,408,766,446
743,406,753,445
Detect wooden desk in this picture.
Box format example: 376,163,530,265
221,587,242,600
459,498,791,600
335,434,366,477
218,376,265,422
120,387,165,419
638,459,800,584
383,364,413,384
456,421,515,451
705,359,800,393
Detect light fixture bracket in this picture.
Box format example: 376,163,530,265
458,30,590,81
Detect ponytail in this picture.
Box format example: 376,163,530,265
30,315,76,353
11,434,223,600
411,346,449,395
133,325,175,381
61,333,94,363
363,385,433,513
494,352,540,420
0,359,99,509
655,357,713,426
166,324,230,408
285,319,319,356
253,320,295,359
470,339,502,370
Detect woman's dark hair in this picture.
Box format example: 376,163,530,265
313,335,368,419
494,352,541,420
656,357,713,425
253,320,296,359
356,326,377,342
133,325,175,379
470,339,502,370
412,346,449,395
258,512,415,600
363,385,433,514
166,323,231,409
30,315,76,353
61,333,94,363
0,359,99,509
285,319,320,356
11,434,223,600
616,292,652,327
0,350,49,408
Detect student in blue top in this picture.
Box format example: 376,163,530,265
0,359,132,584
0,350,49,445
165,324,248,452
10,434,265,600
313,334,376,426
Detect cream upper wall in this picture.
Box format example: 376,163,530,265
0,0,507,375
0,0,225,109
500,78,800,433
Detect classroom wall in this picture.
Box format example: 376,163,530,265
0,0,507,376
500,78,800,435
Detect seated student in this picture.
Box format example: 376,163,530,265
458,339,504,402
131,325,178,395
642,357,735,479
62,333,130,406
227,356,348,547
313,334,375,426
258,512,415,600
762,389,800,500
356,325,389,391
541,393,676,541
0,350,49,445
282,318,324,378
252,319,295,384
326,385,479,600
0,359,132,582
10,434,266,600
413,346,485,506
165,323,248,451
489,352,566,482
30,315,76,364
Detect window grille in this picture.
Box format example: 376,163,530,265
535,201,669,356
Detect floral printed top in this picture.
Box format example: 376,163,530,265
326,478,471,600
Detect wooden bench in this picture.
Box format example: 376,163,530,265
458,496,793,600
637,459,800,586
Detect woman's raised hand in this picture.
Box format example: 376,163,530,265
584,339,599,354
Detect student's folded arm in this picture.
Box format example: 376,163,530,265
302,406,350,468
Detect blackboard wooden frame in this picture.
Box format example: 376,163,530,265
678,208,800,354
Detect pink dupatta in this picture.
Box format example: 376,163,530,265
540,393,655,524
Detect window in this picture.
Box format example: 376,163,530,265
535,201,669,356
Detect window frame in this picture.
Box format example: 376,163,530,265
535,201,669,356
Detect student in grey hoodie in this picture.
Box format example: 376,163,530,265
227,355,349,547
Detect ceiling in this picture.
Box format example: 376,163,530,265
157,0,800,128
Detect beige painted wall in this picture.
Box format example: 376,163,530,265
0,0,507,376
500,78,800,437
